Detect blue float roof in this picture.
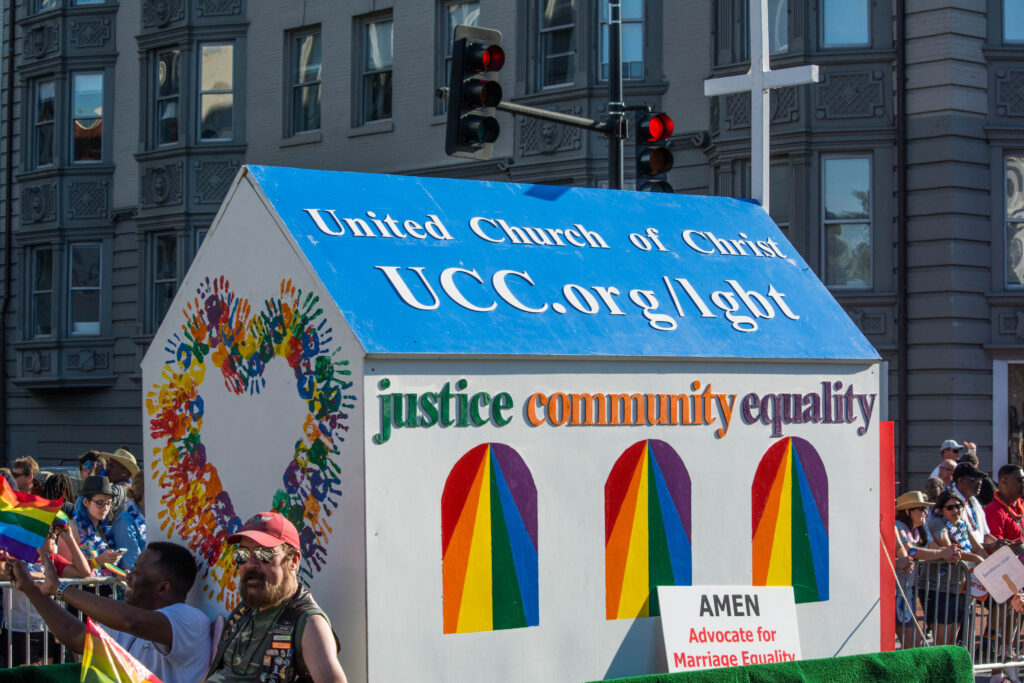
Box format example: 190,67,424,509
243,165,878,361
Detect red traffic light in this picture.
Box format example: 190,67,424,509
638,113,674,143
465,43,505,72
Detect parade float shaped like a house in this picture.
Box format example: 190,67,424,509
141,165,884,682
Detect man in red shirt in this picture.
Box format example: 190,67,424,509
984,463,1024,553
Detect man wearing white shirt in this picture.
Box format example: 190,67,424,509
947,462,1006,554
4,541,210,683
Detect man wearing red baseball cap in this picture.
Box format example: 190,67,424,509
207,512,347,683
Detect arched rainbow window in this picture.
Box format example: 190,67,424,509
441,443,538,634
605,439,692,619
752,436,829,603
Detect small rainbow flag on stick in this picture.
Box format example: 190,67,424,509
0,477,63,561
81,618,163,683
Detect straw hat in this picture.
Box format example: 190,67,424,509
895,491,934,512
106,448,139,478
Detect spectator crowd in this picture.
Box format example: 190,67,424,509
0,450,346,682
893,437,1024,663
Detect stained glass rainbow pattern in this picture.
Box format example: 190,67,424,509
605,439,692,619
442,443,538,634
751,436,829,603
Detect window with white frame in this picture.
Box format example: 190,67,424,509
540,0,575,87
821,0,869,47
822,156,871,288
290,29,322,134
151,233,177,330
198,43,234,141
599,0,642,80
34,79,56,168
68,243,101,335
439,0,480,113
1007,156,1024,286
360,16,393,124
1006,0,1024,43
156,49,181,146
31,248,54,338
71,72,103,162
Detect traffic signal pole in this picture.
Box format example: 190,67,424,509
607,0,625,190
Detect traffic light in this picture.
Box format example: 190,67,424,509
446,26,505,160
635,111,674,192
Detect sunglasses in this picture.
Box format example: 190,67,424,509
232,546,278,565
12,471,28,478
943,503,964,511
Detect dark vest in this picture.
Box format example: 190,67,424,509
208,586,338,682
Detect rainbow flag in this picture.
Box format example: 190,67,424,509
81,618,163,683
0,477,63,561
751,436,829,603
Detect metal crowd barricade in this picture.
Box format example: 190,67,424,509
896,558,1024,679
896,559,974,649
0,576,124,668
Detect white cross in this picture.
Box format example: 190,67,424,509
703,0,820,215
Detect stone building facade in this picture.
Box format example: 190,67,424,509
0,0,1021,488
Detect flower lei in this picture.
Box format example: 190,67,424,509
944,516,974,553
994,493,1024,539
73,504,115,576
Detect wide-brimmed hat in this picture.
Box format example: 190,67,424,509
106,448,139,478
227,512,300,550
81,475,113,498
896,491,934,512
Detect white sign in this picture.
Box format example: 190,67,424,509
974,545,1024,603
658,585,802,672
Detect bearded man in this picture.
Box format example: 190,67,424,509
207,512,347,683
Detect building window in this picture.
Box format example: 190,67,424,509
769,163,790,237
1007,156,1024,286
34,80,56,168
68,243,101,335
290,30,322,134
540,0,575,87
821,0,869,47
360,17,393,124
1007,0,1024,43
599,0,642,80
71,73,103,162
765,0,788,53
156,49,181,146
195,227,209,251
35,0,58,11
73,0,107,4
31,248,54,338
198,43,234,141
151,233,177,330
822,156,871,288
438,1,480,114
